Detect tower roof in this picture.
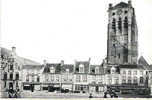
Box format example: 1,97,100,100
111,2,129,10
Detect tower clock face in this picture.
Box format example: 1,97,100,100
117,9,122,15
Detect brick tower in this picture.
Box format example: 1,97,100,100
107,0,138,65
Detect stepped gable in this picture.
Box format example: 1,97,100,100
1,47,40,65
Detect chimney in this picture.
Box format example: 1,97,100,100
60,60,64,66
109,3,113,9
12,46,16,53
43,60,47,66
128,0,132,6
88,58,91,62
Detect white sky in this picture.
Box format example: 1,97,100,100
1,0,152,65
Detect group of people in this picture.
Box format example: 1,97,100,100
7,87,20,98
103,88,118,98
89,87,118,98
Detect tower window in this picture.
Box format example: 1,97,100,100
118,17,122,33
112,12,115,16
124,10,128,14
112,18,116,32
118,53,120,59
124,17,128,29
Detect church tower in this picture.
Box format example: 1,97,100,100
107,0,138,65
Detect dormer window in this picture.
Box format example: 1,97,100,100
50,67,55,73
66,69,69,73
26,75,29,82
79,64,84,73
95,67,99,74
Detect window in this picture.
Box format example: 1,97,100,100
66,69,69,73
115,78,119,84
50,67,55,73
128,76,131,84
122,76,126,84
50,75,54,81
133,71,137,75
82,75,87,82
4,72,7,80
118,53,120,59
128,70,131,75
112,12,115,16
10,73,13,80
112,18,116,32
10,64,13,70
37,76,40,82
16,73,19,80
76,75,81,82
118,17,122,32
133,77,138,84
32,76,34,82
124,17,128,29
123,70,126,75
140,71,143,75
56,75,60,82
79,64,84,73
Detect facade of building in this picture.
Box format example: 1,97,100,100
21,59,105,93
1,47,22,97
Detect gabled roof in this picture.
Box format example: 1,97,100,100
75,61,90,74
90,65,104,75
42,63,61,74
138,56,149,66
61,64,74,73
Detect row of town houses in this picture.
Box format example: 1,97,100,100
1,47,151,94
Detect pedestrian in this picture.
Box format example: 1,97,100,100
104,92,107,98
89,93,93,98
